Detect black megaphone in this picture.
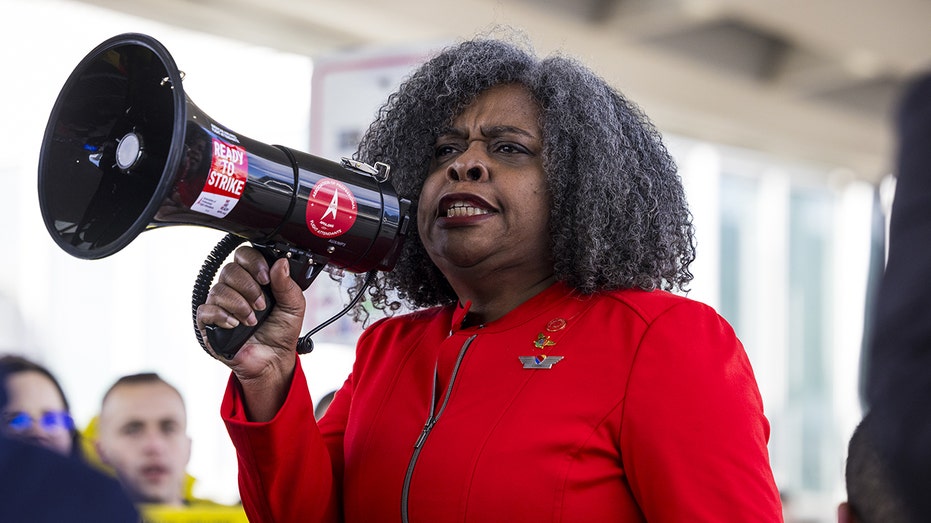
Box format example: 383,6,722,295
37,33,411,358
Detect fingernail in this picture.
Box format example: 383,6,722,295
254,295,266,310
258,269,270,286
245,311,257,326
226,316,240,328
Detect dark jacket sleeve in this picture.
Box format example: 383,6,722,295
866,71,931,522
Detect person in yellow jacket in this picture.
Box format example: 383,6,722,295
84,373,247,523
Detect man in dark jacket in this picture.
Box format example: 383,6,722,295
866,71,931,522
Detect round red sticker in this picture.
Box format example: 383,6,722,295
305,178,358,238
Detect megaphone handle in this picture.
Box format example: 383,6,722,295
205,290,274,360
204,245,324,360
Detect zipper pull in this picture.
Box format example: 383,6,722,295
414,417,436,449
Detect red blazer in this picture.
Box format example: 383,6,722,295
223,282,783,522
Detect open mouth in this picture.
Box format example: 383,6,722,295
445,201,491,218
439,195,495,218
141,464,169,480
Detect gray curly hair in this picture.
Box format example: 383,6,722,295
343,35,695,320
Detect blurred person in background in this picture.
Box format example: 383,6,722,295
0,354,81,457
837,411,910,523
92,372,247,522
95,372,192,507
866,71,931,522
0,356,139,522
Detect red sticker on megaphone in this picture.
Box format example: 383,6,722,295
191,138,248,218
306,178,358,238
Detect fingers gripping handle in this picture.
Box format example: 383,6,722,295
194,236,324,360
205,285,273,360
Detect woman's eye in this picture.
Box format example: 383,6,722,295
434,144,458,158
495,143,526,154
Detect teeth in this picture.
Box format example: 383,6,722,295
446,202,490,218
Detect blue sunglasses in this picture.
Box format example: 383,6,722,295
4,411,75,432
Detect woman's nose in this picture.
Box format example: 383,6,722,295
447,145,489,182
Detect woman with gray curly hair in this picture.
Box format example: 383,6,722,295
198,36,782,522
351,37,695,312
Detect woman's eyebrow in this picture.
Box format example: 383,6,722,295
480,125,535,139
437,125,535,139
436,127,467,139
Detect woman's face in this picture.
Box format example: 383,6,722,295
2,370,73,455
417,83,553,285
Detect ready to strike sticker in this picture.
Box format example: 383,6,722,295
191,138,248,218
306,178,358,238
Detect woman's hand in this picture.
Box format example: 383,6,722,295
196,246,306,421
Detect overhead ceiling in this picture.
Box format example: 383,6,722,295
76,0,931,184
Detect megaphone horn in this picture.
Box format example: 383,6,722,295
38,33,412,358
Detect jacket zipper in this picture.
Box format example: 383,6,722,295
401,334,477,523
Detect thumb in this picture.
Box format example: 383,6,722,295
268,258,306,319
